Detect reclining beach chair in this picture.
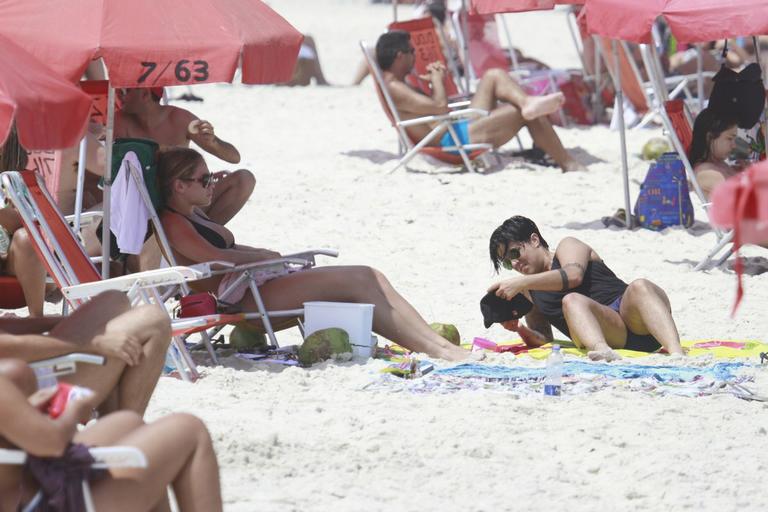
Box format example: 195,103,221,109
0,169,217,381
104,138,339,351
452,11,568,126
388,16,469,100
0,355,144,512
0,446,147,512
360,40,492,173
661,99,735,270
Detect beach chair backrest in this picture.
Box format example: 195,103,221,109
598,37,648,113
360,41,414,149
466,14,511,79
1,171,101,298
661,99,709,203
664,100,693,154
388,16,460,98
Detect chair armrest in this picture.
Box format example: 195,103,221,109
64,211,102,230
29,353,105,374
89,446,147,469
448,108,489,120
61,266,207,301
398,108,489,128
448,100,471,109
0,446,147,469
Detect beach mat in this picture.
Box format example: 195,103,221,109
467,339,768,360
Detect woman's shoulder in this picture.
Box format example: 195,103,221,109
694,161,731,176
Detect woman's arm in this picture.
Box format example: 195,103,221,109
489,237,592,300
501,307,553,347
0,376,92,457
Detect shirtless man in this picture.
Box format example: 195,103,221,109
375,30,586,172
0,290,171,415
115,87,255,226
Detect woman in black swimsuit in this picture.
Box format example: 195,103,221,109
487,216,684,360
155,147,469,361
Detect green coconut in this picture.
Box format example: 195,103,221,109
298,328,352,366
641,137,672,161
429,322,461,345
229,323,269,352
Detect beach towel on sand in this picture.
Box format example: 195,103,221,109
468,339,768,360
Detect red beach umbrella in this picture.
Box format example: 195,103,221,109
0,0,303,87
0,34,91,150
585,0,768,44
470,0,555,15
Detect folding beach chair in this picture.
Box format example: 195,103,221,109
660,99,735,270
360,41,492,173
0,354,143,512
457,12,568,125
104,138,339,351
0,169,215,381
0,445,147,512
389,16,468,100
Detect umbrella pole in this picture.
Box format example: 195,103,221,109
612,39,632,229
393,0,397,22
460,0,471,94
101,85,115,279
73,136,88,234
696,45,704,111
756,40,768,156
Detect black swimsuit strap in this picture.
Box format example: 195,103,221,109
164,206,232,249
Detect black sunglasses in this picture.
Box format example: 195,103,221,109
180,173,217,188
501,247,522,270
401,46,415,55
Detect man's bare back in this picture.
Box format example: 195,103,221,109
115,105,194,147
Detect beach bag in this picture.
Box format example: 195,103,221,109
177,292,219,318
634,152,694,230
708,40,766,129
558,72,595,125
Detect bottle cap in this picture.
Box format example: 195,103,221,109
552,344,561,352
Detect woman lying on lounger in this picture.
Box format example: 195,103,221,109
0,358,223,512
155,147,468,361
487,216,684,361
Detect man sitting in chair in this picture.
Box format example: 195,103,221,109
375,31,586,172
116,88,253,226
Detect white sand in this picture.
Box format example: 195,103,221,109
16,1,768,510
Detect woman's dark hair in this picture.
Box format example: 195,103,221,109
376,30,411,70
155,146,205,207
489,216,549,272
688,107,739,165
0,125,28,173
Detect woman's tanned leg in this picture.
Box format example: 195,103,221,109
241,266,469,361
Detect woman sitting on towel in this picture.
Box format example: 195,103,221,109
155,147,468,361
0,358,223,511
689,108,744,200
487,216,684,361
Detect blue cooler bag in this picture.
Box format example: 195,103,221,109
634,152,694,230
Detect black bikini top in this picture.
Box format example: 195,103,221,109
166,207,233,249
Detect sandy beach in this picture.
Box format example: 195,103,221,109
14,1,768,510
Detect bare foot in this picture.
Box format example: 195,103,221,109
440,346,484,362
521,92,565,121
561,159,588,173
588,348,621,362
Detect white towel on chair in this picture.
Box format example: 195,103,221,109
110,151,150,255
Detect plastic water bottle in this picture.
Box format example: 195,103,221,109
544,344,563,397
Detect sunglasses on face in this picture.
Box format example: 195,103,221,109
401,46,415,55
180,173,217,188
501,247,522,270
